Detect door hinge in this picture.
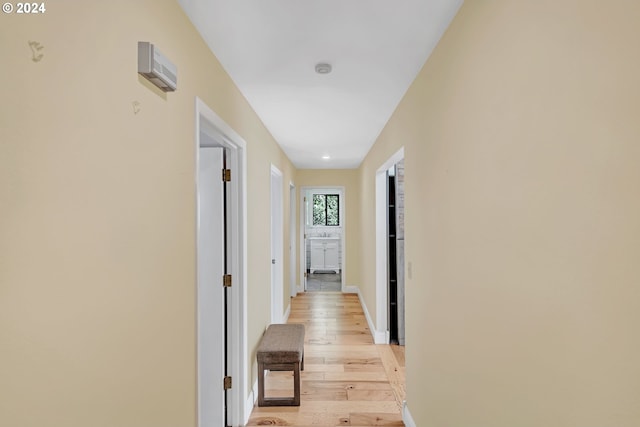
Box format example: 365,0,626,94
223,274,232,288
222,169,231,182
224,376,232,390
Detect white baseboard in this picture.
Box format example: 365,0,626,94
376,329,389,344
403,401,416,427
344,285,359,294
283,303,291,323
244,379,258,424
352,286,387,344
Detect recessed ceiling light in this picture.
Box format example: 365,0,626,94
322,155,331,160
315,63,332,74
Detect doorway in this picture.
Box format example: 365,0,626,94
386,162,405,345
300,187,345,292
270,165,284,323
196,97,247,426
289,183,297,299
375,148,405,345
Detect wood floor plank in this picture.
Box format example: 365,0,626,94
343,364,386,373
347,390,396,401
390,344,406,368
324,371,390,382
349,412,405,426
376,345,406,411
306,345,379,354
295,401,400,413
324,357,382,366
301,389,348,401
303,364,345,373
302,380,393,391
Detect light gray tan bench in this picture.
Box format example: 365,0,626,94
256,323,305,406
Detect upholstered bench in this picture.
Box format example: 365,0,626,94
256,323,305,406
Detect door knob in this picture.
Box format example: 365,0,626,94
272,259,276,264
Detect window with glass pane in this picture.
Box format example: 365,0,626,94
313,194,339,226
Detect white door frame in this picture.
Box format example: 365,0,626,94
270,164,284,323
289,182,297,299
298,187,307,294
195,97,248,426
299,186,346,292
375,147,404,345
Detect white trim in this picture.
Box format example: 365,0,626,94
244,380,258,423
299,187,306,293
344,285,359,294
403,401,417,427
375,147,405,345
283,303,291,323
353,286,388,344
289,182,297,299
271,164,284,323
195,97,248,427
341,187,347,293
375,171,388,343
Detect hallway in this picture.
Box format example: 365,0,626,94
247,292,406,426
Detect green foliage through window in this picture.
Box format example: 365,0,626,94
313,194,339,226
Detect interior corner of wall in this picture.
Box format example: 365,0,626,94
244,379,258,424
403,401,417,427
353,285,388,343
283,303,291,323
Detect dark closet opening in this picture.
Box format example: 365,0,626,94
388,174,399,344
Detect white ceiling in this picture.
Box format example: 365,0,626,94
178,0,463,169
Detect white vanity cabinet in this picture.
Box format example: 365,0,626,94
310,238,340,273
310,242,325,272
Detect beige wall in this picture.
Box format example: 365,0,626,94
295,170,362,288
359,0,640,425
0,1,294,426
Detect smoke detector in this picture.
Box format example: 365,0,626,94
315,63,332,74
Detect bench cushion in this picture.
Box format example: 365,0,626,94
257,324,305,365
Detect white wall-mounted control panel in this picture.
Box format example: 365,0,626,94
138,41,177,92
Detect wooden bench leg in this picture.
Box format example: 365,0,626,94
257,362,301,407
257,361,265,407
293,361,300,406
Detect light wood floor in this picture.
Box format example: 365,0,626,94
247,292,406,427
